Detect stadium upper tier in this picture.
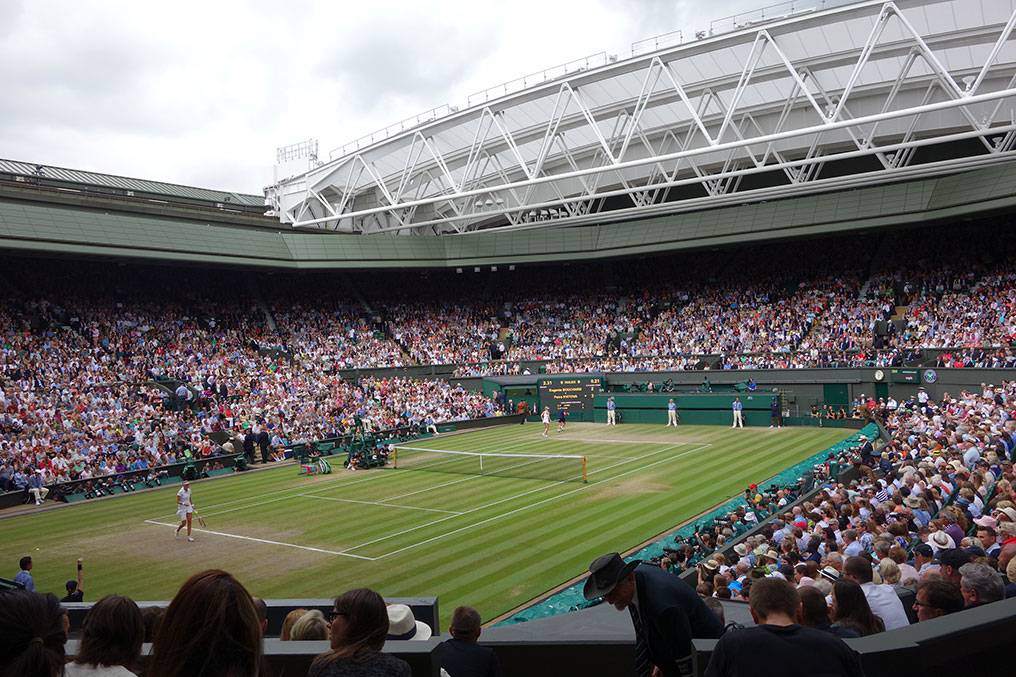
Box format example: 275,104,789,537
0,158,264,215
268,0,1016,235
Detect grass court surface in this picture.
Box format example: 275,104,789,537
1,423,850,626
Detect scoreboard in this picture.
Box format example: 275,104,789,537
538,375,602,413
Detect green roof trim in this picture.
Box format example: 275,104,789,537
2,163,1016,268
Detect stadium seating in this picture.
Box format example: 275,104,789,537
2,219,1016,493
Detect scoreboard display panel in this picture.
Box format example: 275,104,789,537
538,376,602,412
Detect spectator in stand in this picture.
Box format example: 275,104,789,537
65,594,144,676
842,556,910,630
583,552,723,677
958,563,1005,608
140,607,164,643
913,580,965,622
434,606,502,677
0,590,68,677
147,569,263,677
61,558,85,603
252,597,269,637
310,588,411,677
938,549,971,586
280,608,309,641
830,580,884,637
705,578,865,677
291,610,330,641
1006,557,1016,598
797,586,859,639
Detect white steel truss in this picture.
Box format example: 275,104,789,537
267,0,1016,235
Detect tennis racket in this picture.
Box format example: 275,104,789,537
195,512,207,528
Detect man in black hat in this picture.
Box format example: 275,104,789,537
584,552,723,677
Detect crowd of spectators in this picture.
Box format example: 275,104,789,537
651,380,1016,647
4,218,1016,491
0,567,500,677
273,302,407,370
0,264,498,493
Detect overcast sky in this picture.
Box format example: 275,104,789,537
0,0,763,194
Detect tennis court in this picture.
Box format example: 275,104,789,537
2,423,851,626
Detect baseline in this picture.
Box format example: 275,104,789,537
142,520,377,561
557,437,713,446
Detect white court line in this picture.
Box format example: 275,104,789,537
374,443,712,559
150,469,392,521
142,520,377,561
558,437,713,446
341,441,698,555
297,494,463,515
395,444,581,459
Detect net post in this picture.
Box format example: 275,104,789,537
393,447,399,469
582,456,588,483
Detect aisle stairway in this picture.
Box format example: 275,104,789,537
245,277,278,333
343,275,417,365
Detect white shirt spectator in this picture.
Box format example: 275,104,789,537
860,582,910,630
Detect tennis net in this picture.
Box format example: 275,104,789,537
391,446,587,483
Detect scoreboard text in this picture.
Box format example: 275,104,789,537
538,376,602,412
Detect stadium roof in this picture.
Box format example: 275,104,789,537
0,158,264,208
268,0,1016,236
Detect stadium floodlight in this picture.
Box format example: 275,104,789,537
391,446,588,483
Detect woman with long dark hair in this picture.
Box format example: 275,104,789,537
310,588,411,677
147,570,263,677
830,579,884,636
66,595,144,676
0,590,67,677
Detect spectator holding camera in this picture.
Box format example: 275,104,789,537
61,558,85,603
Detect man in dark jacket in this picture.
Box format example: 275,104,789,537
434,606,501,677
584,552,723,677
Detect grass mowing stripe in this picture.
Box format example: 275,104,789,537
344,442,694,556
371,444,712,559
434,434,827,607
1,424,851,629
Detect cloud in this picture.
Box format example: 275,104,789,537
0,0,760,193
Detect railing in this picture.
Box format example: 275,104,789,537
708,0,858,35
631,29,684,56
328,104,454,160
466,52,609,107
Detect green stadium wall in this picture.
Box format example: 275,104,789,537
591,392,778,426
